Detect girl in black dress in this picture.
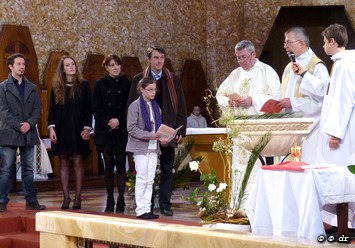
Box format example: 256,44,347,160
48,55,92,210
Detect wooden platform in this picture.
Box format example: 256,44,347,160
6,186,355,248
13,175,106,193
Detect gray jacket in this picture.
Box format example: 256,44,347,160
126,97,161,155
0,74,41,146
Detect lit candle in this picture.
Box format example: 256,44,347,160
291,143,302,162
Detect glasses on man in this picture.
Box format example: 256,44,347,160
235,53,253,62
284,40,301,45
144,88,158,93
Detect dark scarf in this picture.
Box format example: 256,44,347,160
143,66,178,116
140,95,162,132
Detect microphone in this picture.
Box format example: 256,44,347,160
289,52,296,63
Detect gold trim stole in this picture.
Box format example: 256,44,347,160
281,56,325,98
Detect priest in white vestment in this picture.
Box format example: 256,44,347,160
278,27,329,164
216,40,281,208
217,40,280,116
315,24,355,228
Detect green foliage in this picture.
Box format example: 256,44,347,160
235,132,271,209
347,165,355,174
234,112,302,120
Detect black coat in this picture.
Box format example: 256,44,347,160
92,73,131,149
48,81,92,155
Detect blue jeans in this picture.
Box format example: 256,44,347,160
0,145,37,204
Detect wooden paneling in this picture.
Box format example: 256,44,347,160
81,54,107,177
180,59,215,126
182,134,227,181
164,58,175,73
121,56,142,80
82,54,106,90
0,25,39,84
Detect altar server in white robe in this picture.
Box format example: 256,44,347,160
277,27,329,164
316,23,355,229
216,40,280,208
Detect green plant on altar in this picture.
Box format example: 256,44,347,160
347,165,355,174
125,138,202,201
184,89,271,224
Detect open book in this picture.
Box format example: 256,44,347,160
260,99,283,113
157,124,183,143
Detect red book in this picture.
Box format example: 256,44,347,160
261,161,309,171
260,99,283,113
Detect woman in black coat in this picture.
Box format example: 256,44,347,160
48,55,92,210
92,54,131,213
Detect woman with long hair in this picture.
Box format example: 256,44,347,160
48,55,92,210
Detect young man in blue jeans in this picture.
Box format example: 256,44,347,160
0,53,46,212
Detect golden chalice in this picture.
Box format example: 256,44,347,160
291,143,302,162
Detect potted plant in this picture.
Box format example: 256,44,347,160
186,128,270,230
182,89,273,230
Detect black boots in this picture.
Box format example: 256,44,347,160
104,197,115,213
116,197,125,213
104,196,125,213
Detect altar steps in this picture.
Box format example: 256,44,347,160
0,202,51,248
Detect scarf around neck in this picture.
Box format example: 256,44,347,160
143,66,178,116
140,95,162,132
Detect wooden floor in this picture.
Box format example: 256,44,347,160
10,178,202,223
6,179,355,248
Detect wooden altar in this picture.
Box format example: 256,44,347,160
182,128,227,181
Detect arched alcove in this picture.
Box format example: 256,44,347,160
260,5,355,78
0,25,39,84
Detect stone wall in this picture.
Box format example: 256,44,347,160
0,0,354,88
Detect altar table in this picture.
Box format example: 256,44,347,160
183,128,227,180
246,166,355,240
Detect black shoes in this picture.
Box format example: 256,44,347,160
26,200,46,210
161,209,173,216
136,212,160,219
61,197,71,210
149,212,159,219
0,203,6,212
104,197,125,213
72,198,81,210
0,201,45,211
104,198,115,213
116,197,125,213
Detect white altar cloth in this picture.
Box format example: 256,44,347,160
186,127,227,135
246,167,355,240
